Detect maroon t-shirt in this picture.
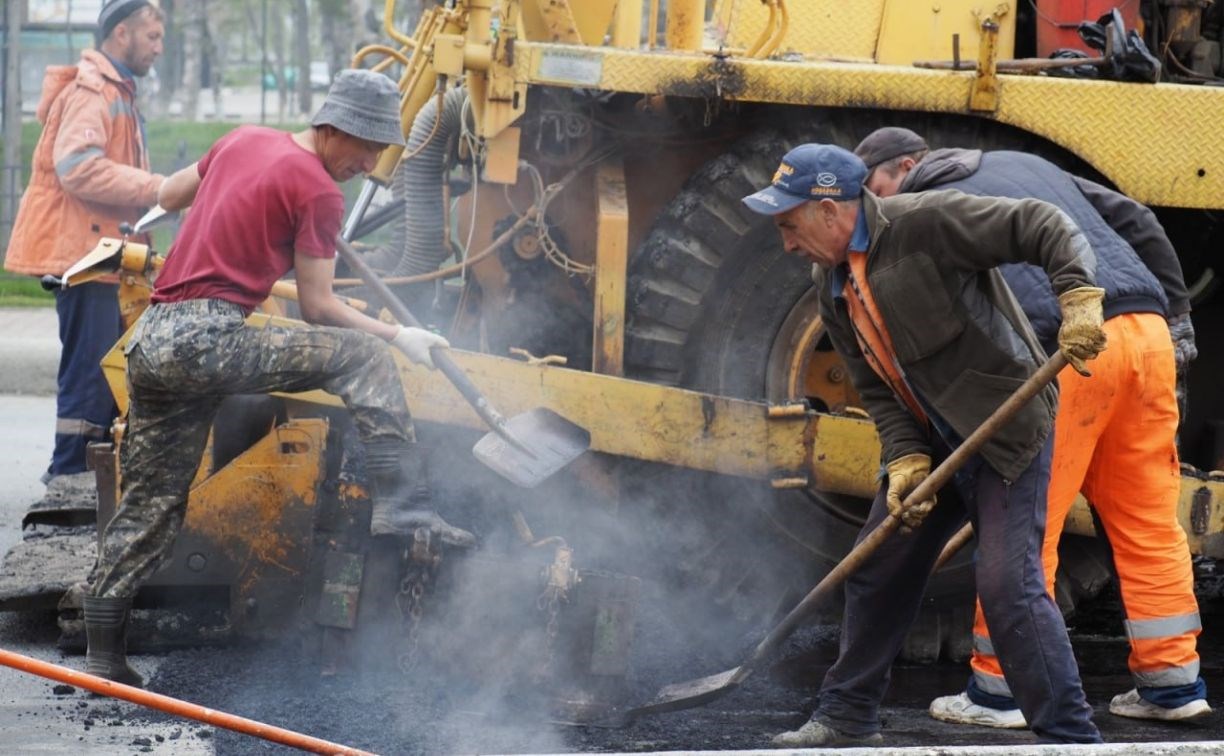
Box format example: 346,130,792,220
151,126,344,314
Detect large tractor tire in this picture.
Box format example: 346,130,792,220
623,112,1113,660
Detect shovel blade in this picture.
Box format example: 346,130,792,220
627,666,743,718
472,407,590,488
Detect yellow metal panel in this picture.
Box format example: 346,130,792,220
483,126,522,184
611,0,643,48
1066,474,1224,560
521,0,582,44
104,304,1222,554
716,0,883,60
182,420,325,581
877,1,1015,66
572,0,620,46
665,0,705,51
592,160,629,376
433,32,467,76
521,0,619,46
809,414,881,499
521,43,1224,209
993,76,1223,208
397,351,882,497
103,312,875,489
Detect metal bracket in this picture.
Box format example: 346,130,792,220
969,18,1001,112
969,4,1009,112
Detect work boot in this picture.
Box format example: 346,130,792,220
366,441,476,547
929,691,1027,729
83,596,143,688
771,718,883,747
1109,688,1212,721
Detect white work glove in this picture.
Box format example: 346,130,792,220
390,326,450,369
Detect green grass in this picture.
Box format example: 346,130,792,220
0,273,54,307
1,120,309,183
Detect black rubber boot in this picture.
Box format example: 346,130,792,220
83,596,143,687
366,442,475,547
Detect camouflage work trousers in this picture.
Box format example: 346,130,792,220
90,298,413,599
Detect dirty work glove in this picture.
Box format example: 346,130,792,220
886,453,937,531
1057,286,1107,376
1168,313,1197,374
391,326,450,369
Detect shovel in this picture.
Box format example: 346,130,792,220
334,237,590,488
629,352,1068,717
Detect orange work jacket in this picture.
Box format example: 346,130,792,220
842,251,928,424
5,49,162,277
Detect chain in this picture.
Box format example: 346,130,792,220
395,562,431,673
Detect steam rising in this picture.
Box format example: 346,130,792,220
128,410,823,753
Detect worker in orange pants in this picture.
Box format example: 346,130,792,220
963,312,1205,723
852,126,1208,724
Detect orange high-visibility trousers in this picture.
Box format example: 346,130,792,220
970,312,1201,698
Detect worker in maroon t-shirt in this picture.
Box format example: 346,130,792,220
83,70,474,687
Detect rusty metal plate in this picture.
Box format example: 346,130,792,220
583,571,641,677
316,550,364,630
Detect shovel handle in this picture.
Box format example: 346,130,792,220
736,352,1068,680
334,237,423,327
934,522,975,572
333,237,519,438
903,352,1067,508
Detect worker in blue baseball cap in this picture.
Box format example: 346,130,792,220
743,143,1107,747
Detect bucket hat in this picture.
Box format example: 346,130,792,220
311,69,406,147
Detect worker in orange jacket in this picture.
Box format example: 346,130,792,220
855,126,1207,724
5,1,165,487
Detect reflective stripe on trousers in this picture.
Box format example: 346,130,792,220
970,313,1203,699
50,282,122,476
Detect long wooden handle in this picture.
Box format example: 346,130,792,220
734,353,1068,681
333,237,519,441
934,522,975,571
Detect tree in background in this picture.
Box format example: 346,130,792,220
294,0,311,115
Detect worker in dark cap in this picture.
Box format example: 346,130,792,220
5,0,165,490
743,143,1106,746
855,126,1208,727
83,69,475,688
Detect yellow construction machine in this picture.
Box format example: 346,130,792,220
8,0,1224,713
330,0,1224,649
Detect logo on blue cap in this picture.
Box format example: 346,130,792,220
742,144,868,215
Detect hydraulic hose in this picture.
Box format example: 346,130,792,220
391,86,468,277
